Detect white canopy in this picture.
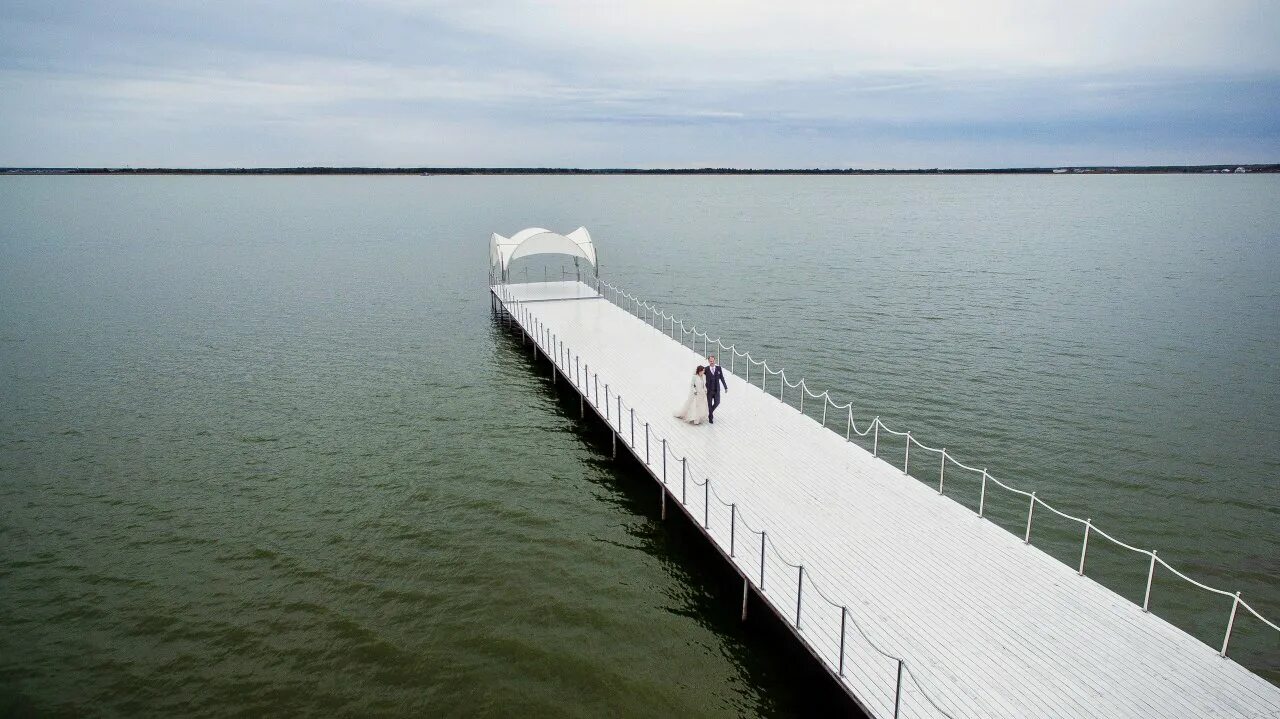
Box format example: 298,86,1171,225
490,227,597,280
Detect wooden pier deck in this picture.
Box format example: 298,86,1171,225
492,279,1280,719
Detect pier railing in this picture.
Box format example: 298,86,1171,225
584,277,1279,661
495,285,958,718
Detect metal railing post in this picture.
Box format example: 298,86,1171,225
662,439,667,483
938,449,947,494
730,504,737,557
645,423,650,465
703,481,709,528
979,469,989,517
630,408,634,447
1221,591,1242,657
904,432,911,474
760,532,767,590
1143,550,1157,611
838,606,847,677
1079,519,1091,575
605,384,610,420
681,457,687,504
594,374,598,404
894,660,903,718
873,419,880,456
795,565,804,628
616,395,622,430
1024,492,1037,544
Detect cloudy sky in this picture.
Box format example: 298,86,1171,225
1,0,1278,168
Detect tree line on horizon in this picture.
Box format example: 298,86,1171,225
4,164,1278,175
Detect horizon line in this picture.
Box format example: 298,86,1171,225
3,163,1279,176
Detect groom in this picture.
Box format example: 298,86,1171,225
705,355,728,423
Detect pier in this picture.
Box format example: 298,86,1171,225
488,229,1280,718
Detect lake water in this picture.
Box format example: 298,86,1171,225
1,175,1277,715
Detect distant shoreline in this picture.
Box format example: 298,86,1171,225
3,164,1278,175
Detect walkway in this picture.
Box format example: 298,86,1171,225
495,280,1280,719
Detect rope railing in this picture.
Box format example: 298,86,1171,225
496,285,957,718
583,277,1279,659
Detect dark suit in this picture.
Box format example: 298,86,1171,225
705,364,727,421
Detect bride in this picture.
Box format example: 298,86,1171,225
675,366,709,425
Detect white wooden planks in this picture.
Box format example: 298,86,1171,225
495,281,1280,719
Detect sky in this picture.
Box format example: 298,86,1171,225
1,0,1278,168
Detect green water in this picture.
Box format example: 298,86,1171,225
1,175,1277,715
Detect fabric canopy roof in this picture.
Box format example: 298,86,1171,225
490,227,596,277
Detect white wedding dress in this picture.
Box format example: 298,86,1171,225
675,374,710,425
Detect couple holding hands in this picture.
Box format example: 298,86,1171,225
675,355,728,426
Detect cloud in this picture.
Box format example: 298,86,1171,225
0,0,1277,166
434,0,1280,77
